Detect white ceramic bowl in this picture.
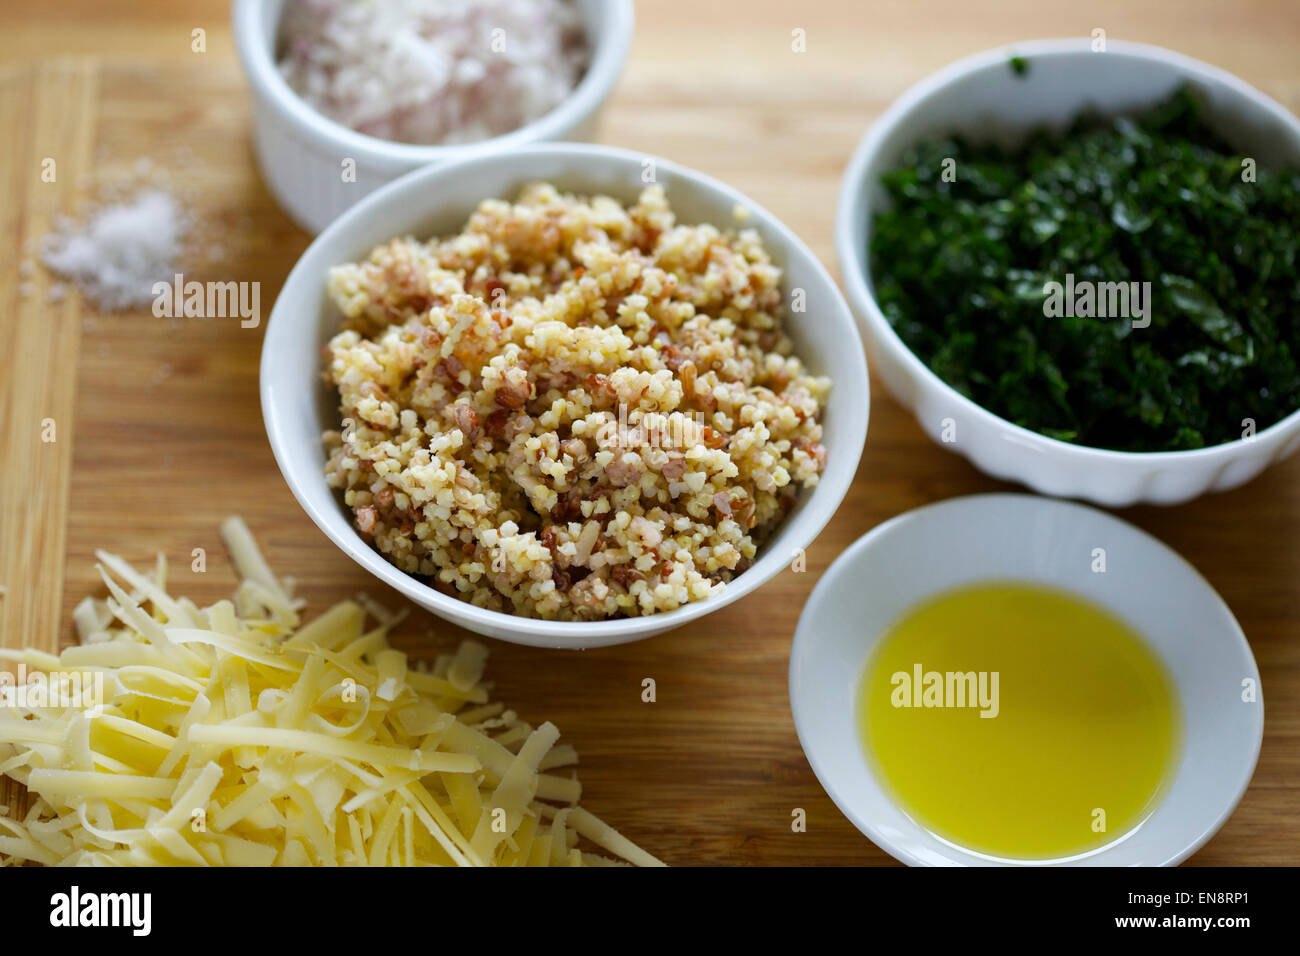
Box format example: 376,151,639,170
836,39,1300,507
790,493,1263,866
261,143,869,648
233,0,634,234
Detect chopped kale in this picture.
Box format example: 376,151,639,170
869,87,1300,451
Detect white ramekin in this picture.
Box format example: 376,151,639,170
233,0,634,235
837,38,1300,507
261,143,870,648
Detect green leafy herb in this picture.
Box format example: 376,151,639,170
870,87,1300,451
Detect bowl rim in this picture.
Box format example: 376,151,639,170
835,36,1300,464
788,491,1265,866
232,0,636,168
261,141,869,647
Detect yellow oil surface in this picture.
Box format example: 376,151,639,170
859,582,1180,861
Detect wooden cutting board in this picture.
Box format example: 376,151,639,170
2,1,1298,865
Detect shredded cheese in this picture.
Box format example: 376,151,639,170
0,518,663,867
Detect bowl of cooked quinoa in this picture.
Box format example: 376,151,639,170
262,144,869,646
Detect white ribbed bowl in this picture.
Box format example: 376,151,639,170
261,144,869,648
233,0,634,234
837,39,1300,507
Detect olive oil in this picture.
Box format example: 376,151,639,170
859,582,1180,861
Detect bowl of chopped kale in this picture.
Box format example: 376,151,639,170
837,38,1300,506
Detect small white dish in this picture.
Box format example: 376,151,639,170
836,39,1300,506
233,0,634,234
790,493,1263,866
261,143,869,648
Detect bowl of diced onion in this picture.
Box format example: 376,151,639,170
234,0,635,234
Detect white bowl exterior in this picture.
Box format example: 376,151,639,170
234,0,634,234
790,493,1264,866
261,143,869,648
836,39,1300,507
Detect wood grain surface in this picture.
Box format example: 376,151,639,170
1,0,1297,865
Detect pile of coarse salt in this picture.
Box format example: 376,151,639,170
277,0,588,146
39,188,188,312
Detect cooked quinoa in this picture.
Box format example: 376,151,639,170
322,183,830,620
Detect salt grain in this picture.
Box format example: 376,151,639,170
40,189,188,311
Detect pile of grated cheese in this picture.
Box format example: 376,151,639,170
0,518,661,867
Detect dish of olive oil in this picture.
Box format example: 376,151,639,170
859,582,1180,861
